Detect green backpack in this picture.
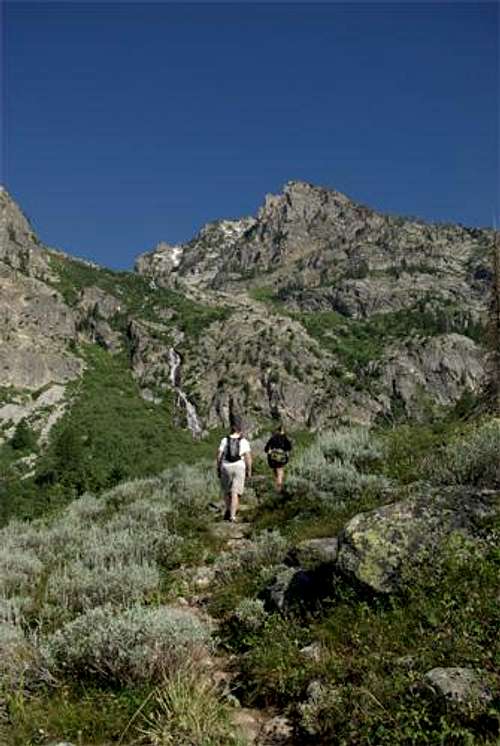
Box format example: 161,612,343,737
268,448,288,465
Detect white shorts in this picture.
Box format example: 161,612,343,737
220,460,246,497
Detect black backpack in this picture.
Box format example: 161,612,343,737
225,436,241,463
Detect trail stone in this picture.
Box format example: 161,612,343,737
300,643,323,662
230,708,263,744
259,714,294,744
261,566,334,614
291,537,338,567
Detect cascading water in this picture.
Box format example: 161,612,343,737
168,347,203,438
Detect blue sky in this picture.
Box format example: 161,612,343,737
2,2,498,269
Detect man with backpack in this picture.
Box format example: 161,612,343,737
217,414,252,522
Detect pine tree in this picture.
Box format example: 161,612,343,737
11,419,37,451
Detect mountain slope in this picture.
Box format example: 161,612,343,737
0,182,496,517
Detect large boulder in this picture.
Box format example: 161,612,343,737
336,488,498,593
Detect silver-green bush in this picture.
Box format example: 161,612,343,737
0,546,44,596
43,604,212,685
46,559,160,612
287,428,390,502
424,418,500,487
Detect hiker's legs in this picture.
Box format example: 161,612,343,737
230,461,245,519
230,490,240,520
220,465,232,519
221,461,245,520
272,466,285,491
275,466,285,492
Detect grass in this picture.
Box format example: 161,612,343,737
140,667,246,746
3,684,153,746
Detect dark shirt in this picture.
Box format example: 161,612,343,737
265,433,292,453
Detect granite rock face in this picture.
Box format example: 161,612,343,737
289,537,339,568
376,333,487,418
0,264,81,390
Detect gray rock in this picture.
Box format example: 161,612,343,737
292,537,339,567
134,180,492,429
423,667,495,713
300,643,323,663
377,333,486,419
260,567,302,613
77,285,122,319
261,566,334,614
1,182,494,435
0,187,51,280
337,487,499,593
259,714,294,744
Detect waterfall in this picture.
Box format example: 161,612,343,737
168,347,203,439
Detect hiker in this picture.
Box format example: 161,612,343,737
264,424,292,492
217,415,252,522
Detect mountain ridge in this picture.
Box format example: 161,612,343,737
0,181,495,467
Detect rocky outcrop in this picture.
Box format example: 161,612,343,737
127,319,173,400
0,384,68,446
179,300,342,429
336,487,499,593
76,286,123,352
77,286,122,319
136,180,492,326
0,188,52,281
0,264,82,391
135,241,185,287
376,334,486,418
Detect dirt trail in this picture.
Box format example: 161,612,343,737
174,500,295,746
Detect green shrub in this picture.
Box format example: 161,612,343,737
10,420,37,452
214,530,288,585
2,685,154,746
236,615,310,707
0,622,32,685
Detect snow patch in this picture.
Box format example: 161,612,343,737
171,245,183,268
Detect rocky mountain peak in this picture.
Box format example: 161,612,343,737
0,187,51,279
0,186,37,246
